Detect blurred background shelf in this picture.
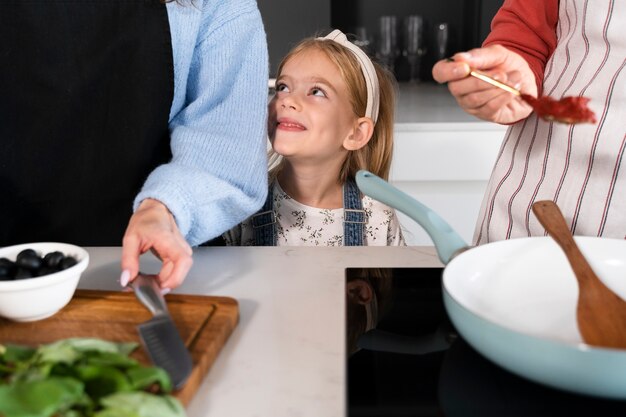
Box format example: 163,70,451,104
258,0,503,81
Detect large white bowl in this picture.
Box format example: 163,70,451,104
0,242,89,322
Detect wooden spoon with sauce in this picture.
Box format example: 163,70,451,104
468,69,597,124
532,200,626,349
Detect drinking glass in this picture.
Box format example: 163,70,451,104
434,22,450,62
403,15,426,82
377,16,398,73
352,26,371,55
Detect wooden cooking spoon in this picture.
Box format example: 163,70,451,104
532,200,626,349
468,69,597,124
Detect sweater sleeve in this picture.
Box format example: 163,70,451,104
134,0,269,246
482,0,559,94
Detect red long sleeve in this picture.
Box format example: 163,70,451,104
483,0,559,93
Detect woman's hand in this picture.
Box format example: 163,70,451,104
432,44,537,124
120,198,193,290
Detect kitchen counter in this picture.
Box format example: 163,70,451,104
78,246,442,417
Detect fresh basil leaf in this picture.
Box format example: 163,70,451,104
83,350,139,369
9,362,54,384
0,376,83,417
37,339,138,366
1,345,36,364
37,341,81,365
93,408,141,417
0,338,182,417
57,410,87,417
98,392,185,417
126,366,172,393
74,365,132,400
62,338,138,356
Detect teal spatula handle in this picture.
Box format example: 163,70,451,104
356,170,467,264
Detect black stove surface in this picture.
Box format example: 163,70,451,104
346,268,626,417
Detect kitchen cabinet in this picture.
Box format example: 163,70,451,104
259,0,503,81
257,0,331,76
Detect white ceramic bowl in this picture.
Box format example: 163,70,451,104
0,242,89,322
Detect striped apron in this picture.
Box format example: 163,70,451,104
475,0,626,244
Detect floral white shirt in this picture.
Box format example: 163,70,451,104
223,182,406,246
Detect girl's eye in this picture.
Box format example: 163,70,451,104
311,87,327,97
276,83,290,93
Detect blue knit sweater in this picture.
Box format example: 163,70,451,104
134,0,269,245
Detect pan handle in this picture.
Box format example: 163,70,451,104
356,170,467,264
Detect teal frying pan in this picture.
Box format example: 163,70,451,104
356,170,626,399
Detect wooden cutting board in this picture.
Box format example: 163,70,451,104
0,289,239,406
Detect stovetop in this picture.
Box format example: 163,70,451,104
346,268,626,417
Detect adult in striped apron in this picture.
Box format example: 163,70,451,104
435,0,625,244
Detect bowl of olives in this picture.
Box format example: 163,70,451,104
0,242,89,322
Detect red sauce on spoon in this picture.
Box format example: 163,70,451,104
520,94,597,125
465,66,597,125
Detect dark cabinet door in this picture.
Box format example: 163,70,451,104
479,0,505,43
257,0,331,77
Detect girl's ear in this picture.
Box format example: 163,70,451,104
343,117,374,151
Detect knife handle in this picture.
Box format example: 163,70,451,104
131,273,169,317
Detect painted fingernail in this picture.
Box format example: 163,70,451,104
161,288,171,296
120,270,130,287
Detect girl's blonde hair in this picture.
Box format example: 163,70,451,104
268,36,397,182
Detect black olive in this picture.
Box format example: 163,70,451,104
16,249,37,260
15,249,39,262
14,268,34,280
2,249,80,280
36,267,57,277
15,252,43,271
0,258,15,277
0,257,14,267
59,256,78,270
43,251,65,268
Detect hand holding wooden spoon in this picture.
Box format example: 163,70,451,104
433,45,596,125
469,70,596,124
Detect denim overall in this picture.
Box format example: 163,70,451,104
251,180,366,246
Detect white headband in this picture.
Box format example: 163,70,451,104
318,29,380,124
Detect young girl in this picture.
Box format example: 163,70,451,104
224,29,405,246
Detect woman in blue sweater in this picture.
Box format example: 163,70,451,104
1,0,269,289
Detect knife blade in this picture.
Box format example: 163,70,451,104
130,273,193,390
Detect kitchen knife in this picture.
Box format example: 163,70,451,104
130,273,193,390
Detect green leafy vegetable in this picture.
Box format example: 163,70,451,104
0,338,186,417
0,377,83,417
96,392,185,417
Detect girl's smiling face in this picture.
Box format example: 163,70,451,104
268,48,358,168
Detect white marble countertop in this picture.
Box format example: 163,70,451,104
78,246,442,417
